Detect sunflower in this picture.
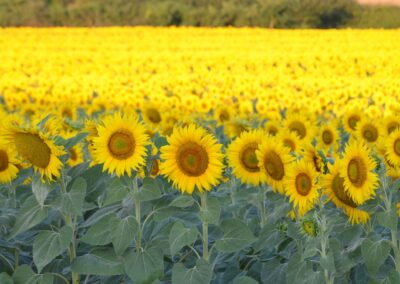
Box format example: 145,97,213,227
385,129,400,167
322,161,370,224
343,108,363,134
276,129,301,153
356,119,380,145
92,113,149,177
285,160,319,211
1,125,65,180
340,141,379,205
159,124,224,194
224,120,249,138
0,143,19,184
284,113,315,143
256,137,294,194
301,144,324,174
317,124,339,151
142,103,163,129
264,119,281,137
227,129,266,185
381,115,400,136
215,106,234,125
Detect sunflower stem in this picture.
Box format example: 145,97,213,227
60,172,80,284
132,177,142,251
259,185,266,229
200,191,209,261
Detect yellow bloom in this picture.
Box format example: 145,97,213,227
0,143,19,184
160,124,224,194
93,113,149,177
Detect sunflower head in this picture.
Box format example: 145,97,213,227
340,141,379,205
301,217,319,237
0,143,19,184
227,129,266,185
160,124,224,194
385,129,400,168
93,112,149,177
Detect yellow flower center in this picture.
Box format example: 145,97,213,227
295,173,312,196
108,131,135,160
263,150,284,181
331,174,357,208
289,121,306,139
394,138,400,156
362,124,378,142
348,115,360,130
176,142,209,177
146,108,161,124
14,132,51,169
0,150,9,171
347,157,367,187
322,130,333,145
240,143,259,172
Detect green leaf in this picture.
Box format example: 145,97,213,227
123,247,164,284
134,177,162,201
172,259,212,284
0,272,13,284
71,249,124,276
198,196,220,225
56,177,87,216
31,176,51,207
13,265,35,284
320,252,335,273
111,216,138,256
233,276,259,284
361,239,391,275
378,209,398,231
215,219,256,253
33,226,73,273
8,196,49,239
169,221,198,255
261,259,287,284
104,178,129,205
169,195,195,208
81,214,118,245
286,254,307,284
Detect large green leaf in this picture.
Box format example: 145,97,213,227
233,276,259,284
8,196,49,239
172,259,213,284
261,259,287,284
123,247,164,284
0,272,13,284
377,208,398,231
111,216,138,256
13,265,54,284
133,177,162,202
361,238,391,274
81,214,118,245
71,249,124,276
33,226,73,272
55,177,87,216
215,219,256,253
169,221,198,255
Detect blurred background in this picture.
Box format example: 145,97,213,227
0,0,400,28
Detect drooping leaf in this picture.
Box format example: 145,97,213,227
71,249,124,276
233,276,259,284
133,177,162,201
361,239,391,275
169,221,198,255
31,176,51,207
123,247,164,284
33,226,73,273
169,195,195,208
172,259,213,284
55,177,87,216
198,196,220,225
0,272,13,284
215,219,256,253
111,216,138,256
8,196,48,239
81,214,118,245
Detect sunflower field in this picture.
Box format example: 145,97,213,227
1,28,400,284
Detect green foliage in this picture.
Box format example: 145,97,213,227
0,0,400,28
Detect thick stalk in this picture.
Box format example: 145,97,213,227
201,192,209,260
132,178,142,251
259,186,266,229
60,173,79,284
